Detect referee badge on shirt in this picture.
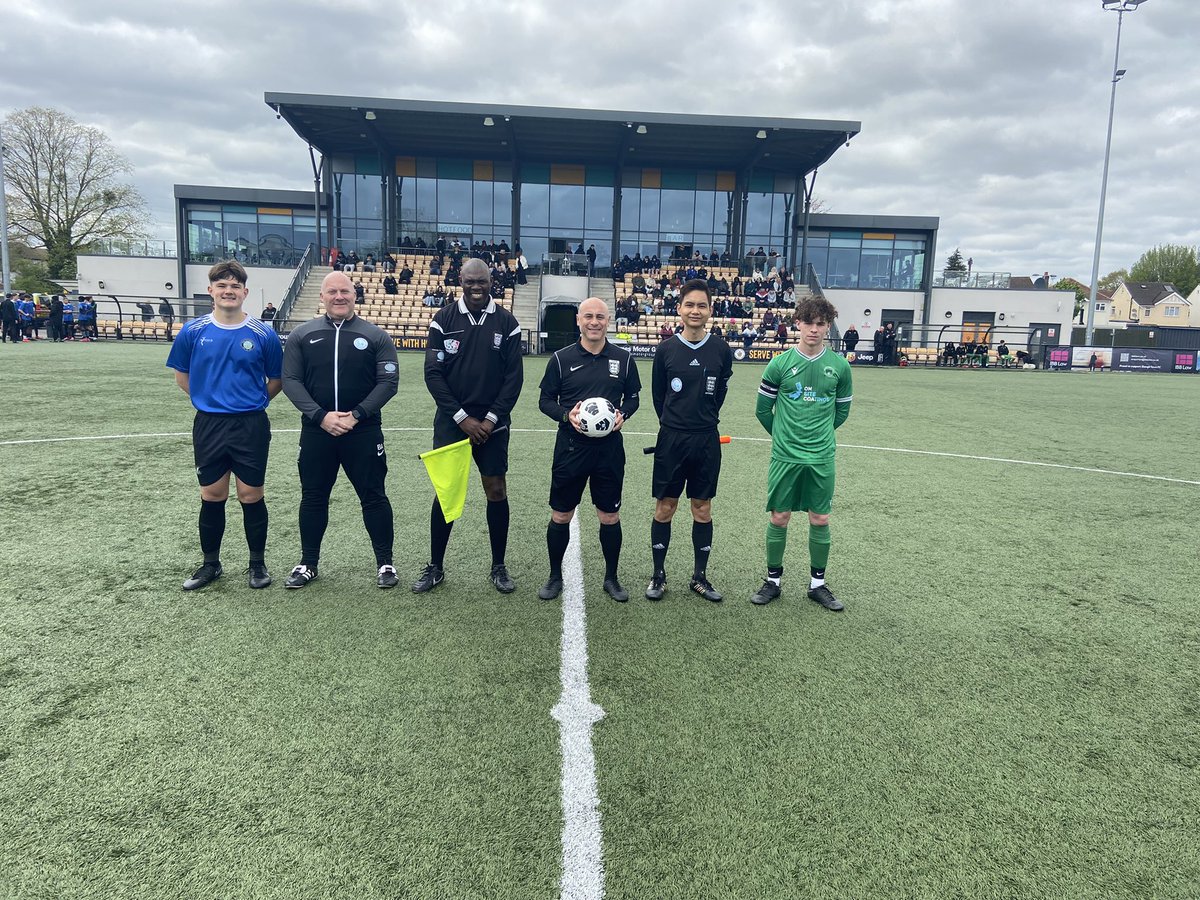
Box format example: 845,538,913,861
240,339,254,351
444,339,460,354
609,360,621,377
354,337,369,350
670,377,683,392
493,332,502,349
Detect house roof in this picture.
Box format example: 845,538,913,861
1124,281,1180,307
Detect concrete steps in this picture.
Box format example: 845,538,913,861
288,265,333,324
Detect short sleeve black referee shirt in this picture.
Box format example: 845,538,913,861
538,340,641,436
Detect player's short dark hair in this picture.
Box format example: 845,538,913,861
679,279,711,304
208,260,248,285
794,296,838,325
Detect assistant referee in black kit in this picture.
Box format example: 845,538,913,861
281,271,400,589
646,279,733,602
537,297,642,602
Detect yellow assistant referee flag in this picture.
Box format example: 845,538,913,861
419,439,472,523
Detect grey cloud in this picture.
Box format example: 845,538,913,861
2,0,1196,278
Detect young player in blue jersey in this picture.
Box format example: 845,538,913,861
166,261,284,590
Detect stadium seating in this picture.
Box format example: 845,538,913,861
317,253,515,341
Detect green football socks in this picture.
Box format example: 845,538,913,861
766,523,788,571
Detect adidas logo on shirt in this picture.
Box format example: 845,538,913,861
690,359,700,366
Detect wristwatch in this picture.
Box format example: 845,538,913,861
352,408,363,421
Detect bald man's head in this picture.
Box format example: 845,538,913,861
460,258,492,310
577,297,610,346
321,270,357,320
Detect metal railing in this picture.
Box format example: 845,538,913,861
933,271,1011,289
277,243,316,325
89,238,178,258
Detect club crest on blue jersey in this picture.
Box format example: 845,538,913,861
241,339,254,351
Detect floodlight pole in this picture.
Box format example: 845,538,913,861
0,136,12,294
1086,0,1146,346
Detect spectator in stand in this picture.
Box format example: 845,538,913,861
587,244,597,276
940,341,958,367
842,324,859,356
261,302,277,323
872,327,885,365
741,322,757,350
414,237,427,249
775,321,788,346
762,309,777,333
976,340,989,368
363,254,376,273
997,340,1012,367
1,293,18,344
632,274,647,295
382,253,396,273
354,281,365,304
658,322,673,342
382,274,398,295
329,247,341,269
429,256,443,277
516,248,529,285
398,264,414,285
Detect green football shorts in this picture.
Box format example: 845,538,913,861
765,457,836,514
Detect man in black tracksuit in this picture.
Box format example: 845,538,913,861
281,271,400,589
536,297,642,602
413,258,524,595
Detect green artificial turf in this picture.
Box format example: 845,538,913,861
1,342,1198,899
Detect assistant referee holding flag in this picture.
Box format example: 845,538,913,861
281,271,400,589
166,260,283,590
646,279,733,602
537,297,642,602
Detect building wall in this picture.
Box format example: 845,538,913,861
76,255,178,301
75,255,296,319
825,286,1073,347
184,264,296,318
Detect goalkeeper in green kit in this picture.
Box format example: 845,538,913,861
751,296,853,610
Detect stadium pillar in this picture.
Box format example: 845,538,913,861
511,162,521,250
799,169,816,274
611,165,622,267
308,145,323,264
0,137,11,294
730,172,745,263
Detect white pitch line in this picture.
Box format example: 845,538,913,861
550,515,606,900
2,427,1196,487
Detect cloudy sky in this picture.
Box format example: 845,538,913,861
3,0,1197,283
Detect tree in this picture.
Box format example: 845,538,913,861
944,248,968,274
2,106,149,279
1098,268,1128,294
1129,244,1199,298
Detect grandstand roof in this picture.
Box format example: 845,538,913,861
265,93,861,175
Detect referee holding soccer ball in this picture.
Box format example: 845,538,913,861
281,271,400,589
536,297,641,602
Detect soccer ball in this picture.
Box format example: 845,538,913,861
577,397,617,437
